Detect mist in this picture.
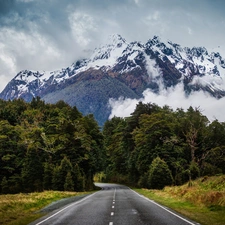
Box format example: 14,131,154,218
108,83,225,122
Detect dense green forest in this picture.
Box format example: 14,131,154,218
0,99,225,194
103,102,225,189
0,98,105,193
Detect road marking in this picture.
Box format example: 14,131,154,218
130,189,198,225
113,188,116,201
111,212,114,216
112,205,115,208
34,192,98,225
109,222,113,225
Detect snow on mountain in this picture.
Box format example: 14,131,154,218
145,36,225,93
89,34,128,67
1,34,225,104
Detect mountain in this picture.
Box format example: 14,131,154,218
1,34,225,126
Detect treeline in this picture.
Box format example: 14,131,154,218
103,102,225,189
0,97,105,194
1,99,225,194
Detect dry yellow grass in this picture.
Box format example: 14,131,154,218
0,191,90,225
164,175,225,207
135,175,225,225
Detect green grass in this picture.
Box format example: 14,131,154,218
134,175,225,225
0,191,92,225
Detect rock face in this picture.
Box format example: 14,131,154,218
1,34,225,126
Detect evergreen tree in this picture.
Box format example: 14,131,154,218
22,147,44,192
73,164,85,191
52,157,74,191
52,165,64,191
64,172,74,191
132,112,173,175
60,156,73,179
43,162,53,190
147,157,173,189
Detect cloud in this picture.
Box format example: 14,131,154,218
0,0,225,92
146,11,160,22
144,54,162,79
191,74,224,91
17,0,35,2
69,12,98,47
134,0,140,5
108,83,225,122
187,27,193,35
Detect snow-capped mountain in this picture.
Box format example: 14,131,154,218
1,34,225,125
146,36,225,94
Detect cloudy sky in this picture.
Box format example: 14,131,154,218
0,0,225,122
0,0,225,92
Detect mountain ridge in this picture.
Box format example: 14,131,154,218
1,34,225,125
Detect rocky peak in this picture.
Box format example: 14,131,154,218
1,34,225,119
189,46,208,58
89,34,128,68
146,35,161,46
108,34,127,47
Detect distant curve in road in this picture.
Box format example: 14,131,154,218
30,183,200,225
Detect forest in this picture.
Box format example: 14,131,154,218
0,98,225,194
103,102,225,188
0,97,105,193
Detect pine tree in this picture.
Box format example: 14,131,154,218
22,147,44,192
73,164,84,191
43,162,53,190
148,157,173,189
64,172,74,191
52,157,74,191
60,156,73,178
52,165,64,191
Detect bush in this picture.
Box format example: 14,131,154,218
148,157,173,189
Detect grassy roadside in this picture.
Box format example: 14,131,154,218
0,191,93,225
134,175,225,225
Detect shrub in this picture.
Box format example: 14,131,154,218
148,157,173,189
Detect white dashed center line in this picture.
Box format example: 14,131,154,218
109,188,116,225
113,188,116,201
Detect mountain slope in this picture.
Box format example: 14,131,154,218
42,69,139,125
1,34,225,125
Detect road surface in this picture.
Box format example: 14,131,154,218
30,183,200,225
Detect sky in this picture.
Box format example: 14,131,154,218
0,0,225,121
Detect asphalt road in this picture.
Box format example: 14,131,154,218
30,183,200,225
